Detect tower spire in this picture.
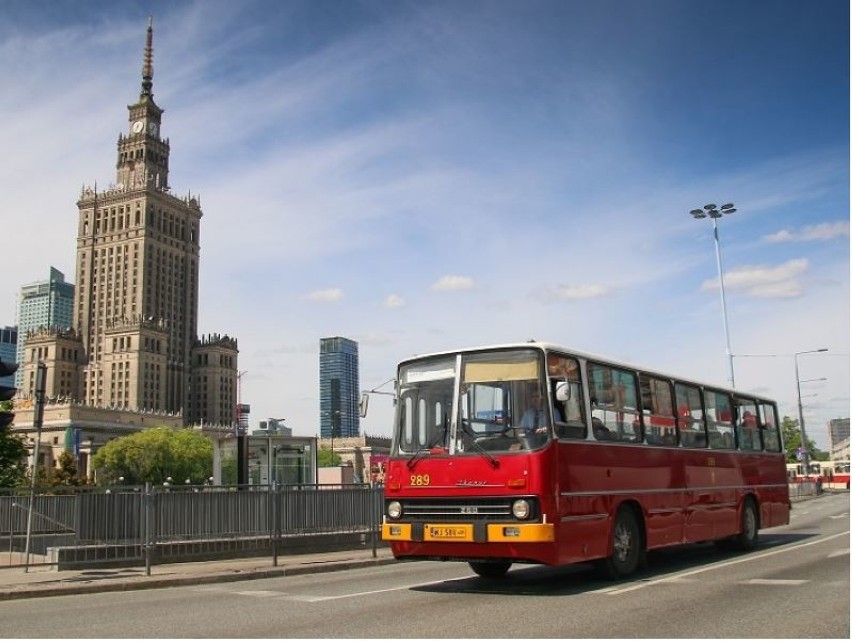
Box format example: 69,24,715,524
141,16,154,97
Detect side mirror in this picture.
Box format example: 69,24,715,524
359,392,369,418
555,381,570,402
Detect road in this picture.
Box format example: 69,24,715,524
1,493,847,638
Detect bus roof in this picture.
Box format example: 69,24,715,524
398,340,777,404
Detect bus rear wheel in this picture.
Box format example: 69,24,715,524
468,561,511,578
598,507,641,580
716,497,759,551
732,498,759,551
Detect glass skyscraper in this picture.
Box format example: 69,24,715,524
15,267,74,386
319,336,360,438
0,326,17,387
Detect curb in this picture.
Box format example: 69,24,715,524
0,556,398,601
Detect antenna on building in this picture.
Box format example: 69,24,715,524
141,16,154,97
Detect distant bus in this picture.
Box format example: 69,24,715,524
788,461,850,490
378,342,790,579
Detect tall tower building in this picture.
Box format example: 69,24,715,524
319,336,360,439
17,18,237,428
14,267,74,386
73,18,202,415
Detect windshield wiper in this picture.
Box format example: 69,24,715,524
406,425,449,470
459,422,500,469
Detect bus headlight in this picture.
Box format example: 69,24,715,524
512,499,531,520
387,501,403,519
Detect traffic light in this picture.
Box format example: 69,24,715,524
0,358,18,430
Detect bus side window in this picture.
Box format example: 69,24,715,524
547,354,587,440
705,390,734,450
588,363,640,443
640,374,675,446
675,383,706,448
734,397,761,451
759,403,781,452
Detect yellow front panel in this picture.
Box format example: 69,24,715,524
382,523,413,541
486,522,555,543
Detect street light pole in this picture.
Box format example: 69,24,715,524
690,203,737,388
795,349,828,475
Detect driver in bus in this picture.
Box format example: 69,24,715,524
519,391,549,435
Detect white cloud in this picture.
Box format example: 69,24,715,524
305,288,343,303
763,221,849,243
383,294,405,308
762,229,794,243
429,275,474,291
534,284,612,302
701,259,809,298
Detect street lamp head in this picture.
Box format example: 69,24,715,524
690,203,735,220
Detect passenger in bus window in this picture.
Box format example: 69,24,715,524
592,417,612,440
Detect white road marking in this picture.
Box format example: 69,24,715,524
604,530,849,596
234,590,282,597
827,549,849,558
742,579,808,586
284,576,469,602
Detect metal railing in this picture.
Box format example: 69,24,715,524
0,484,384,572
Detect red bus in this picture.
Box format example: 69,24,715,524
379,342,791,579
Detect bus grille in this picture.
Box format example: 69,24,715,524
391,497,533,522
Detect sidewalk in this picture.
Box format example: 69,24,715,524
0,547,397,601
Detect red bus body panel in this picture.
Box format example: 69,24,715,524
385,439,790,567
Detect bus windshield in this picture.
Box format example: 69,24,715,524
393,349,549,456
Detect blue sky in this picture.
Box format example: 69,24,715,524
1,0,848,448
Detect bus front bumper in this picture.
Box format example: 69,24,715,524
382,522,554,544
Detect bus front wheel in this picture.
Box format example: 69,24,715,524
598,507,641,580
468,561,511,578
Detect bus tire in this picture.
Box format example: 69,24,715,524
730,497,759,551
469,561,511,578
598,507,641,580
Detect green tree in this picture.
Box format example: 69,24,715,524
781,415,820,463
317,445,341,467
0,400,27,487
92,427,213,485
50,451,81,486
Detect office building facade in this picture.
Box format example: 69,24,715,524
319,337,360,439
828,418,850,461
14,268,74,386
1,326,17,387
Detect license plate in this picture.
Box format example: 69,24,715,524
425,524,472,541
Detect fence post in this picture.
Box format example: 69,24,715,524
271,481,279,567
144,482,152,576
371,486,379,558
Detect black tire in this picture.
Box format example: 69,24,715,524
731,498,759,551
598,507,642,580
468,561,511,578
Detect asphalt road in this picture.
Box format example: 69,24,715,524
1,493,848,639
